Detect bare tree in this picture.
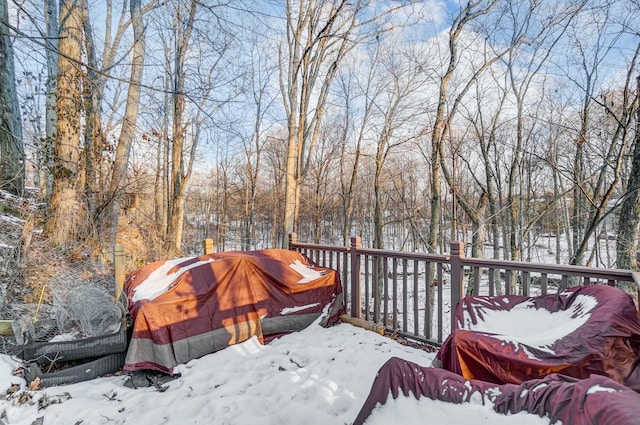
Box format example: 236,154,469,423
460,71,510,264
85,0,158,205
299,119,341,243
425,0,500,256
263,132,288,247
369,42,426,251
567,5,612,265
239,38,277,250
499,1,585,264
566,4,639,265
98,0,147,252
160,0,235,254
335,57,378,246
42,0,155,249
162,0,197,254
279,0,410,247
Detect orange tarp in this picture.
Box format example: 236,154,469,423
124,249,344,373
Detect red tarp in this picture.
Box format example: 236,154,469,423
434,285,640,391
124,249,344,373
353,357,640,425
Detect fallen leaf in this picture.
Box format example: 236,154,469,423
28,377,41,391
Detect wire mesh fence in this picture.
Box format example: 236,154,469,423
1,260,125,355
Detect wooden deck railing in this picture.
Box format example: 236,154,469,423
288,233,640,347
113,235,640,347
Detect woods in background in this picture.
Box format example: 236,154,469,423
0,0,639,270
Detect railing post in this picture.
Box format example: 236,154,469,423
450,241,464,329
288,233,297,250
635,250,640,303
114,244,125,302
350,236,362,318
203,238,215,255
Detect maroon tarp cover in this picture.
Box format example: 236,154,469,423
124,249,344,373
435,285,640,391
353,357,640,425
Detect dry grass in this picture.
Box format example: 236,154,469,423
0,189,173,345
0,190,115,311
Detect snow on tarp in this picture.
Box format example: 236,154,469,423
353,357,640,425
124,249,345,374
434,285,640,391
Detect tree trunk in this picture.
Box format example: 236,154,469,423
159,67,171,238
42,0,58,199
165,0,196,255
48,0,84,245
0,0,24,196
571,123,587,265
616,75,640,273
340,105,361,247
100,0,146,250
283,123,298,246
506,94,524,263
373,165,383,250
80,0,100,220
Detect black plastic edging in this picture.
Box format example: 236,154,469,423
19,319,128,365
26,352,126,387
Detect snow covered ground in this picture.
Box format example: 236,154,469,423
0,317,556,425
0,191,620,424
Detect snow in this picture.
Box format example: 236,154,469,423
48,333,79,342
290,260,327,283
365,394,550,425
280,303,320,315
460,294,597,358
0,317,556,425
587,384,619,395
0,214,24,226
131,257,215,302
131,258,326,302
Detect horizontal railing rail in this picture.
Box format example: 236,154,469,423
288,233,640,347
